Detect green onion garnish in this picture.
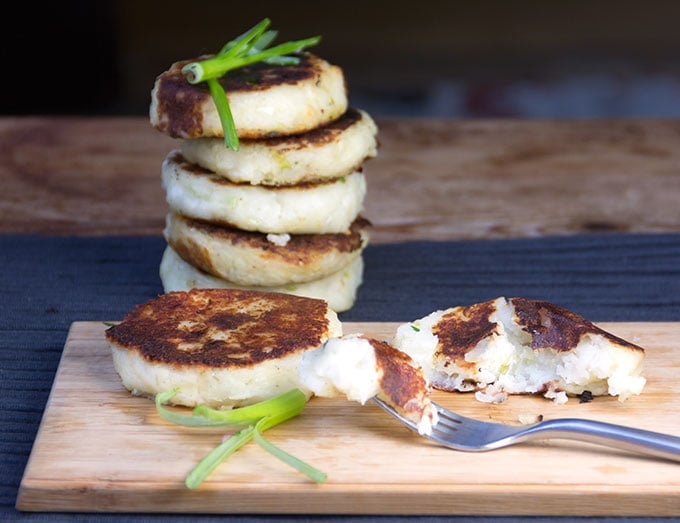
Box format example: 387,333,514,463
155,388,326,488
155,388,234,427
185,427,255,490
181,18,321,151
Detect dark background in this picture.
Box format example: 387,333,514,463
4,0,680,118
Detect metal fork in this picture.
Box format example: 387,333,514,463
373,398,680,462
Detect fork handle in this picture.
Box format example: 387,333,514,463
521,418,680,462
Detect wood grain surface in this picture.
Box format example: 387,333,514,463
17,321,680,516
3,117,680,241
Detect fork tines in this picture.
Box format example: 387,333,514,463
433,404,463,434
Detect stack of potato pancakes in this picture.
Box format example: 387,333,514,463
149,52,378,312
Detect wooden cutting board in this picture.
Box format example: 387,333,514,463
16,321,680,516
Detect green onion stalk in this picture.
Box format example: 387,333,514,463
155,388,326,488
180,18,320,151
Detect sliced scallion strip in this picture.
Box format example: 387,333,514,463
185,427,255,490
206,78,239,151
192,389,307,424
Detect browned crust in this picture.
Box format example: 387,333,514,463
509,297,645,352
105,289,332,369
369,337,430,418
169,212,370,272
246,108,363,150
152,59,211,139
432,298,644,361
152,53,342,139
433,300,500,360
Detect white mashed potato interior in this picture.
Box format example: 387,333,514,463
299,335,380,404
394,310,446,374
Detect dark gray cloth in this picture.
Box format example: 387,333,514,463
2,233,679,523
